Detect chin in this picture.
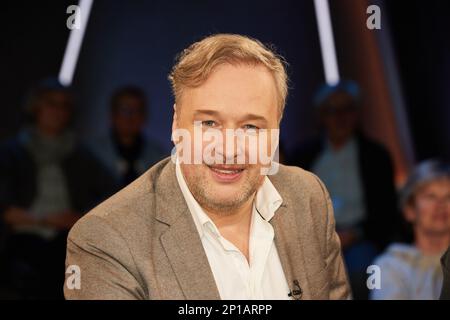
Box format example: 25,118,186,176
208,188,241,203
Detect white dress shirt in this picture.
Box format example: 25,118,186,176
175,161,291,300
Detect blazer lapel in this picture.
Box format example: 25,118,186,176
271,203,313,299
269,170,324,300
159,212,220,299
155,160,220,299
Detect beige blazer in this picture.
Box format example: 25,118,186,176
64,157,351,300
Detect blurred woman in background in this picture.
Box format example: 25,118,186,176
371,160,450,300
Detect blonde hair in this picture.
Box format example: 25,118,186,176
169,34,288,120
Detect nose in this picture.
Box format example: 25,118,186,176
213,129,245,164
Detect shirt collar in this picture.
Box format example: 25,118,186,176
255,175,283,221
175,159,283,238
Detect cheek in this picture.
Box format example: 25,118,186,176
42,108,65,124
129,118,144,130
34,109,45,123
37,107,51,120
446,204,450,216
246,165,264,183
239,133,277,165
349,114,359,125
416,203,436,223
182,164,205,182
326,117,340,129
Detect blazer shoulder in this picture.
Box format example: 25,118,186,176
270,164,333,233
70,157,173,239
271,163,329,197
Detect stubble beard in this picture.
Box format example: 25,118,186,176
184,165,263,216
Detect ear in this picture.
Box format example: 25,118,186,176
172,104,178,133
403,203,417,224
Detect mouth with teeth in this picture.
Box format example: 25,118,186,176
207,164,246,183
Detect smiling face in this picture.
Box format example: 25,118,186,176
405,178,450,237
172,63,280,215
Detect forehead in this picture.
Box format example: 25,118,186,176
323,91,355,108
180,63,278,119
117,94,144,106
42,90,69,99
39,90,72,105
417,177,450,194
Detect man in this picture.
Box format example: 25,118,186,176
288,81,399,299
64,34,350,300
371,160,450,300
0,78,115,298
88,86,165,189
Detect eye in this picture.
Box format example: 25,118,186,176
202,120,217,127
423,193,437,202
243,124,259,130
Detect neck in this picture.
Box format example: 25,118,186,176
205,195,255,231
205,195,255,262
415,229,450,255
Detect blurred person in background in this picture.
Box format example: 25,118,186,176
288,80,399,299
0,78,115,299
441,246,450,299
88,86,165,189
371,160,450,300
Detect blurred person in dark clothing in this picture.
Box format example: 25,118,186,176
441,246,450,299
288,80,399,299
372,160,450,300
0,78,115,299
87,86,165,189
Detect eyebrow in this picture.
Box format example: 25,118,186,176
193,109,268,123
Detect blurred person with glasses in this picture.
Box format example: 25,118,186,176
371,160,450,300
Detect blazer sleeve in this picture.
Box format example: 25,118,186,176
64,214,146,300
317,177,353,300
